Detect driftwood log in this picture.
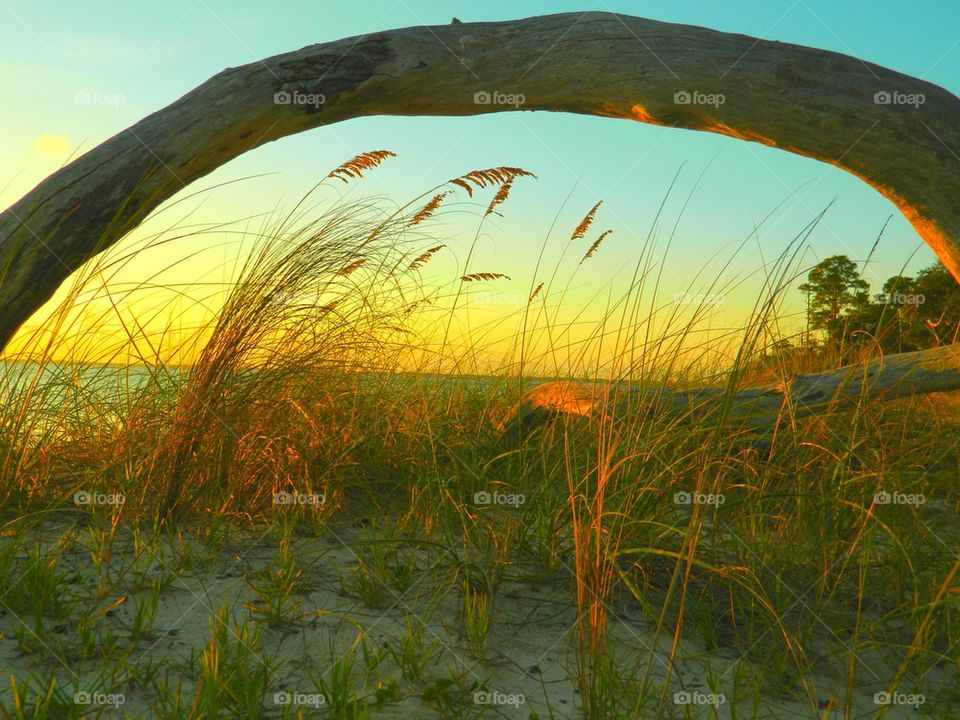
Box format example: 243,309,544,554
0,12,958,355
499,345,960,441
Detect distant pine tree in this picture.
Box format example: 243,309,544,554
798,255,869,344
800,258,960,353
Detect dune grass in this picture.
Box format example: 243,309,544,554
0,153,957,719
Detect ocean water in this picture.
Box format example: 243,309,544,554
0,361,185,441
0,361,520,421
0,360,606,431
0,360,180,403
0,361,632,406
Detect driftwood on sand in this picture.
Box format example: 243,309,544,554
499,345,960,440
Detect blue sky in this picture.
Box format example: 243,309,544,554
2,0,958,364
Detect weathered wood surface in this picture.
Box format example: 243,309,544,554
499,345,960,439
1,12,958,352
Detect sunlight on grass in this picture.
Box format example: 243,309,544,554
0,152,956,718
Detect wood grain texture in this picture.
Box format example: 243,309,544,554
1,11,958,352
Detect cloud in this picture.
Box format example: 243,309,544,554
33,133,72,159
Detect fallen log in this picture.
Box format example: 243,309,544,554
1,12,959,353
498,345,960,441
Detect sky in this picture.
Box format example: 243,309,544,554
1,0,958,369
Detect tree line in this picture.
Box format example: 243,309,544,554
794,255,960,353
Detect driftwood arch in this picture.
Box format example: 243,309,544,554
1,11,958,355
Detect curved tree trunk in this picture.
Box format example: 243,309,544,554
0,11,958,351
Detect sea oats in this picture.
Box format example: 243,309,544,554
580,229,613,264
460,272,511,282
485,178,515,217
572,201,602,240
337,259,367,276
451,167,535,197
407,245,446,272
409,192,449,226
328,150,397,183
